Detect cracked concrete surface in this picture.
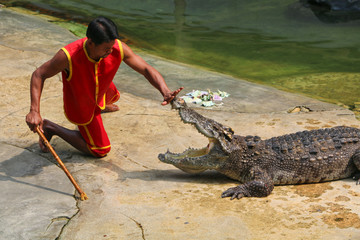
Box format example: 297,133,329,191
1,7,360,240
0,143,78,239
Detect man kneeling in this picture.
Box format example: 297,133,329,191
25,16,183,157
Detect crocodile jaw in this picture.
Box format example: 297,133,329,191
158,139,228,173
159,98,231,173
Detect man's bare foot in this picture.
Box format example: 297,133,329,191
101,104,119,113
39,119,54,153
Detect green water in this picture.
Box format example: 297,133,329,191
4,0,360,107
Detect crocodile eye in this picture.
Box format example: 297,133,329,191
246,141,256,148
228,127,234,134
225,132,232,141
254,136,261,142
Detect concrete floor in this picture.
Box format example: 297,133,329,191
1,7,360,240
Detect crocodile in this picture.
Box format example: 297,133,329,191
158,99,360,199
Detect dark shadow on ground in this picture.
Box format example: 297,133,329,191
118,168,236,185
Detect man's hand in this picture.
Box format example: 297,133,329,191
26,110,43,132
161,87,184,106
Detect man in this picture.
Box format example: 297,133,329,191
25,16,183,157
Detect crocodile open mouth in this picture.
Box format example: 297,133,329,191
158,98,231,173
162,139,215,160
158,138,228,173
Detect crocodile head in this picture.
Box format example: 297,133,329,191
158,98,233,173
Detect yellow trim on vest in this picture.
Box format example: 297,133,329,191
83,39,97,63
79,39,120,114
82,39,105,110
94,62,106,110
61,47,72,81
117,39,124,60
95,62,99,102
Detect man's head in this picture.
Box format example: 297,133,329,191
86,17,119,60
86,16,119,45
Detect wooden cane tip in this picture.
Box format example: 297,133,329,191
80,192,89,201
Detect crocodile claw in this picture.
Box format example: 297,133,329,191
354,173,360,185
221,186,248,200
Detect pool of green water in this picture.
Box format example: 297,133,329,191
4,0,360,108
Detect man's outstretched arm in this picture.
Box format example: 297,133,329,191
122,42,183,105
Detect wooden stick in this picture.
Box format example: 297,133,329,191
36,126,88,201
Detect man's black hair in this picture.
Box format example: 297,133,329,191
86,16,119,45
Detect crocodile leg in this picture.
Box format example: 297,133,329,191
352,149,360,185
221,166,274,200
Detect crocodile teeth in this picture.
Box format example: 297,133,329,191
207,141,215,154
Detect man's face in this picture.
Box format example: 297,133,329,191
89,39,116,60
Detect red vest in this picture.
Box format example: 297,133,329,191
61,38,123,125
